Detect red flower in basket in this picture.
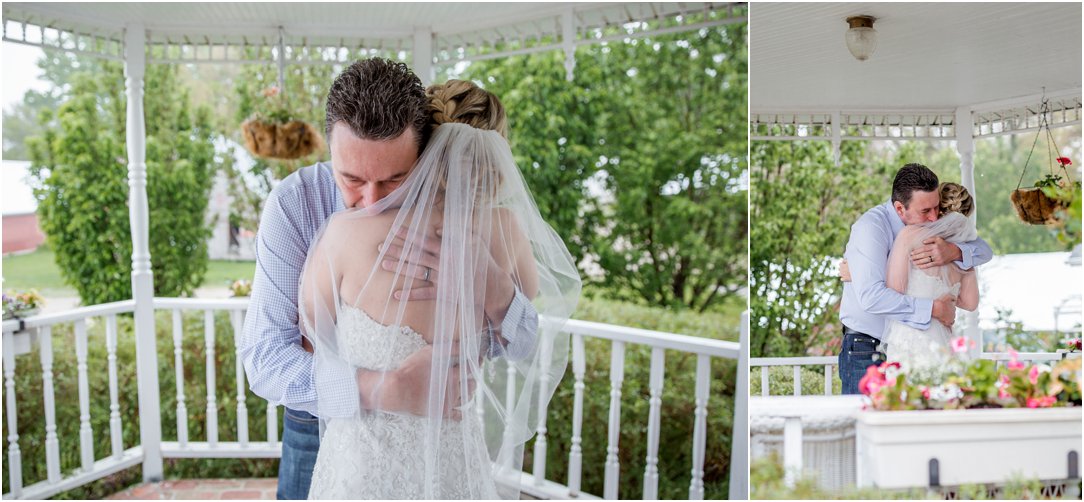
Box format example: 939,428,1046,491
1056,157,1072,167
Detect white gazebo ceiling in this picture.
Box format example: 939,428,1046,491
750,2,1082,112
2,2,743,64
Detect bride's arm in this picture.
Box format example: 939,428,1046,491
956,267,979,311
886,226,920,294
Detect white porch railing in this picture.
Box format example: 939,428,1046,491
751,352,1081,396
2,299,747,500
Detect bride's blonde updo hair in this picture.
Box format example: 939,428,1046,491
939,182,974,217
424,80,510,203
426,79,508,138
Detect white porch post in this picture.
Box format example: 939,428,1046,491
125,24,164,482
562,8,576,82
728,311,750,499
831,110,842,166
412,26,433,87
955,106,982,356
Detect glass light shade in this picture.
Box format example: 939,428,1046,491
845,27,877,61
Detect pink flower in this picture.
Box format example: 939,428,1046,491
921,386,931,400
859,365,886,396
1026,396,1056,408
997,374,1012,399
1056,157,1072,167
1007,348,1025,370
1028,366,1040,385
950,336,975,354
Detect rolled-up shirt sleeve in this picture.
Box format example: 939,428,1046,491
954,236,993,271
239,184,357,418
487,289,539,361
845,219,932,330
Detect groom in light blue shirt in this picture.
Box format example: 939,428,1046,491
838,163,992,394
238,59,539,499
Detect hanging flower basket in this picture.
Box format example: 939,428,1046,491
1010,95,1076,226
240,85,326,161
241,118,325,160
1010,186,1064,225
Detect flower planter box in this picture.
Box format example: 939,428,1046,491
856,407,1081,489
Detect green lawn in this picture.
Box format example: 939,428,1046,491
2,247,255,297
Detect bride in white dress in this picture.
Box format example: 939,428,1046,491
882,183,980,383
298,81,581,499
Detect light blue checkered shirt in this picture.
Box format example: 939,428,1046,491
239,162,538,417
840,200,993,339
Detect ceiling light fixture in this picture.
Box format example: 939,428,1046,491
845,15,878,61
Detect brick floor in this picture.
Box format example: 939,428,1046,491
105,478,277,500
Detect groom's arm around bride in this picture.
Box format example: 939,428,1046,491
837,163,992,395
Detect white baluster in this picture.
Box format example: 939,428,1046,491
642,347,666,499
688,355,710,500
603,341,625,500
567,333,586,498
75,319,95,471
204,310,218,446
3,330,23,496
792,365,802,396
783,417,803,488
172,309,188,446
502,362,517,470
823,365,832,396
532,330,553,486
231,310,249,446
267,405,278,446
760,365,768,396
39,326,61,483
106,315,124,458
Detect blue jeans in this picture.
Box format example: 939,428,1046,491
838,329,885,395
277,408,320,500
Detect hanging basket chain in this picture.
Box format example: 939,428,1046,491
1015,96,1072,190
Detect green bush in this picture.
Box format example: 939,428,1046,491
2,296,740,499
26,63,217,305
748,365,843,397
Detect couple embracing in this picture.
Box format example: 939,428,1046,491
839,163,993,393
239,58,582,499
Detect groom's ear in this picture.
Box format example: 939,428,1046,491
892,200,906,217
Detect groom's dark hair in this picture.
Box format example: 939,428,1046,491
325,58,430,155
891,163,939,207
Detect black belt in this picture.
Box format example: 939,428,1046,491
842,325,879,345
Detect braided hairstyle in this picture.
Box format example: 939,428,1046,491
939,182,974,217
426,80,509,138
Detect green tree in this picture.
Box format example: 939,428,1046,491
26,61,218,304
463,16,748,312
750,139,888,356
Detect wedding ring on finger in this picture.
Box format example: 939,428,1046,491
423,266,431,282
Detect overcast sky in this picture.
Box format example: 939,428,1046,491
2,42,50,112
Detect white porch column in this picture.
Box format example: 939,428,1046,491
727,311,750,499
562,8,577,82
955,106,982,356
831,110,842,166
412,26,433,87
125,24,164,482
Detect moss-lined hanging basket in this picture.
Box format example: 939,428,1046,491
241,118,325,160
1010,187,1063,225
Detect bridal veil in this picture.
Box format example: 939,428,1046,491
299,118,581,498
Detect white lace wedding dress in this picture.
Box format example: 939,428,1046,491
882,266,961,384
306,305,498,500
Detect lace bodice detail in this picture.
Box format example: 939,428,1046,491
307,306,497,500
906,267,961,301
336,305,427,371
883,266,964,384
